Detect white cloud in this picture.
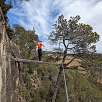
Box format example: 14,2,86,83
8,0,102,53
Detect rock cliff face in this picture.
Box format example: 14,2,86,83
0,5,40,102
0,8,22,102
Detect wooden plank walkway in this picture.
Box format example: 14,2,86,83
10,56,58,65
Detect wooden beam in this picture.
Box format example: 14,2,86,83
10,57,57,64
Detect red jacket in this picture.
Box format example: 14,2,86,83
37,42,43,49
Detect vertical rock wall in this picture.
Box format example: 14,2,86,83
0,7,21,102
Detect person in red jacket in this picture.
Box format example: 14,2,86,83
37,41,43,61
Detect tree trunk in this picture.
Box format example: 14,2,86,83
46,49,67,102
46,64,63,102
46,49,76,102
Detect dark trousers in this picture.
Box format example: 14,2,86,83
38,49,42,61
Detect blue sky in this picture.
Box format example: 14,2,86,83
7,0,102,52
